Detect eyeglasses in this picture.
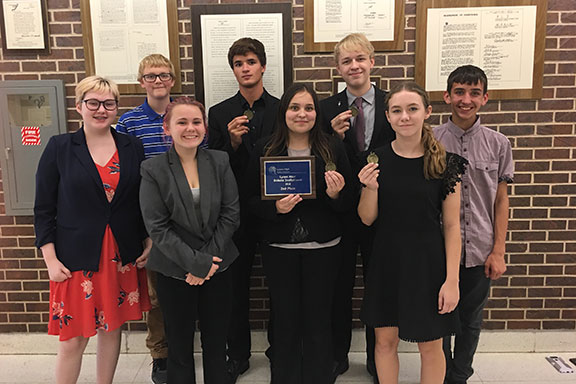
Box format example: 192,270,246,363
82,99,118,111
142,73,174,83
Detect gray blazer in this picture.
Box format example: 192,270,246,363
140,146,240,279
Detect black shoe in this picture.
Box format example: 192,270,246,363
330,358,349,383
226,359,249,383
151,358,167,384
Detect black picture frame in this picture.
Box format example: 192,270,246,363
0,0,50,55
190,2,293,105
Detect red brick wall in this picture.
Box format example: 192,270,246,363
0,0,574,333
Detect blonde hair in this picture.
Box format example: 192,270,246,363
333,33,375,64
385,81,446,179
137,54,175,81
75,76,119,105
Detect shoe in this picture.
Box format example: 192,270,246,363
151,358,167,384
226,359,249,383
330,358,349,383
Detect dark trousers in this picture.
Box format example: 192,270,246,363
263,243,341,384
226,223,273,361
444,266,491,384
156,269,232,384
331,212,376,364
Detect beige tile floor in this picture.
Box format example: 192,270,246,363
1,351,576,383
1,331,575,383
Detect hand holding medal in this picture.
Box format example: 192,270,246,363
358,152,379,191
324,160,345,199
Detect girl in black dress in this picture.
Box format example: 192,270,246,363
246,83,353,383
358,82,466,384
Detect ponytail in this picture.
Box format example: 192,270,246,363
422,123,446,179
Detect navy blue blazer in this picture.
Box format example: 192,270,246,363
34,128,148,272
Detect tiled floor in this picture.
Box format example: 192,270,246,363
1,351,576,383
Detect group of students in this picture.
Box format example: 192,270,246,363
33,32,513,384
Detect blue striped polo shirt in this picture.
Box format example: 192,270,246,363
116,100,172,159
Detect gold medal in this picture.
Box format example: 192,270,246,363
325,162,337,172
367,152,379,164
243,109,254,120
349,105,359,117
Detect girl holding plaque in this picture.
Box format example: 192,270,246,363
246,83,353,384
139,97,240,383
357,82,466,384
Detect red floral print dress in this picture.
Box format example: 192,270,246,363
48,151,151,341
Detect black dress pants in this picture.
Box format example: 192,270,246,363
156,269,232,384
263,243,341,384
443,266,491,384
331,212,376,364
226,221,274,362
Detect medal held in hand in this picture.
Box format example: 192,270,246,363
325,161,337,172
367,152,379,164
243,109,254,120
349,105,359,117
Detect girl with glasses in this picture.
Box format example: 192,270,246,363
34,75,151,384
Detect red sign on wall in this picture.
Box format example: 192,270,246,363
21,127,41,146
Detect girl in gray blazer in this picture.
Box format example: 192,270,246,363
139,97,240,384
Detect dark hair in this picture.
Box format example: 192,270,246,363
265,83,333,164
163,96,207,133
385,81,446,179
227,38,267,69
446,65,488,94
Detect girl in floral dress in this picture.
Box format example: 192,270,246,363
34,76,151,384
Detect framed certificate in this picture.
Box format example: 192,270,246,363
304,0,405,53
80,0,182,94
0,0,50,54
190,3,293,109
415,0,547,101
260,156,316,200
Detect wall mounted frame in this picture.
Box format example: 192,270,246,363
191,3,293,108
415,0,547,101
0,0,50,55
80,0,181,94
304,0,405,53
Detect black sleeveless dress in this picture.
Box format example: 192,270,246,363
361,143,467,342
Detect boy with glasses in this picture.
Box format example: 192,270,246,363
116,53,176,384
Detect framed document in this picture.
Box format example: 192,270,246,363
80,0,182,94
415,0,547,101
260,156,317,200
191,3,293,109
0,0,50,54
304,0,405,53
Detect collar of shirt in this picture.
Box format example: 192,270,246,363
446,115,482,139
345,85,375,107
142,99,166,122
234,89,271,111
